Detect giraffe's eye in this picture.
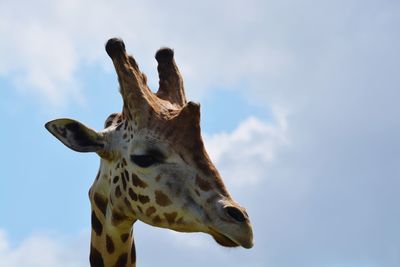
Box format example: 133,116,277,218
131,155,157,167
131,150,164,168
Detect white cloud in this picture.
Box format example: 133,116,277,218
0,3,82,107
0,0,287,106
205,107,290,186
0,229,88,267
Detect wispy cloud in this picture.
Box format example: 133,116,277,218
0,2,81,107
0,229,88,267
206,107,289,186
0,0,287,107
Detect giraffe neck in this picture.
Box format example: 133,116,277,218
90,205,136,267
88,161,137,267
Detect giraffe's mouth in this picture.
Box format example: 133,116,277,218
209,229,240,248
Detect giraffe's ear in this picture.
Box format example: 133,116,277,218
45,118,105,153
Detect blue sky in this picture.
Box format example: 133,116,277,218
1,0,400,267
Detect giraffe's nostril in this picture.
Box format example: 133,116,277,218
225,206,246,223
105,38,125,58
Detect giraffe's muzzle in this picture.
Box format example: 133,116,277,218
205,203,253,249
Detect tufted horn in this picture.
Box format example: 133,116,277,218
105,38,159,121
106,38,192,129
155,48,187,107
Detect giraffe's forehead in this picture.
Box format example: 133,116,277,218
103,100,203,150
104,118,199,162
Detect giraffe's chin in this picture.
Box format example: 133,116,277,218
209,230,240,248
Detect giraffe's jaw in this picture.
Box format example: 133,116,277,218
209,227,253,249
210,229,240,248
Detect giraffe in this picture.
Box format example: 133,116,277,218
45,38,253,267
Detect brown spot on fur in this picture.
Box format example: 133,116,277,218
116,122,123,131
176,217,184,224
114,253,128,267
113,176,119,184
129,188,138,201
195,175,212,191
164,212,178,225
90,245,104,267
131,173,148,188
93,193,108,216
112,210,128,226
121,233,129,243
106,235,115,254
105,120,114,128
155,190,172,206
124,170,130,182
195,189,201,197
145,206,156,216
121,172,127,190
155,175,161,182
122,158,127,166
123,133,127,139
91,211,103,236
152,215,161,224
115,185,122,198
138,195,150,204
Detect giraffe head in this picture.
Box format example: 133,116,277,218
46,38,253,249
